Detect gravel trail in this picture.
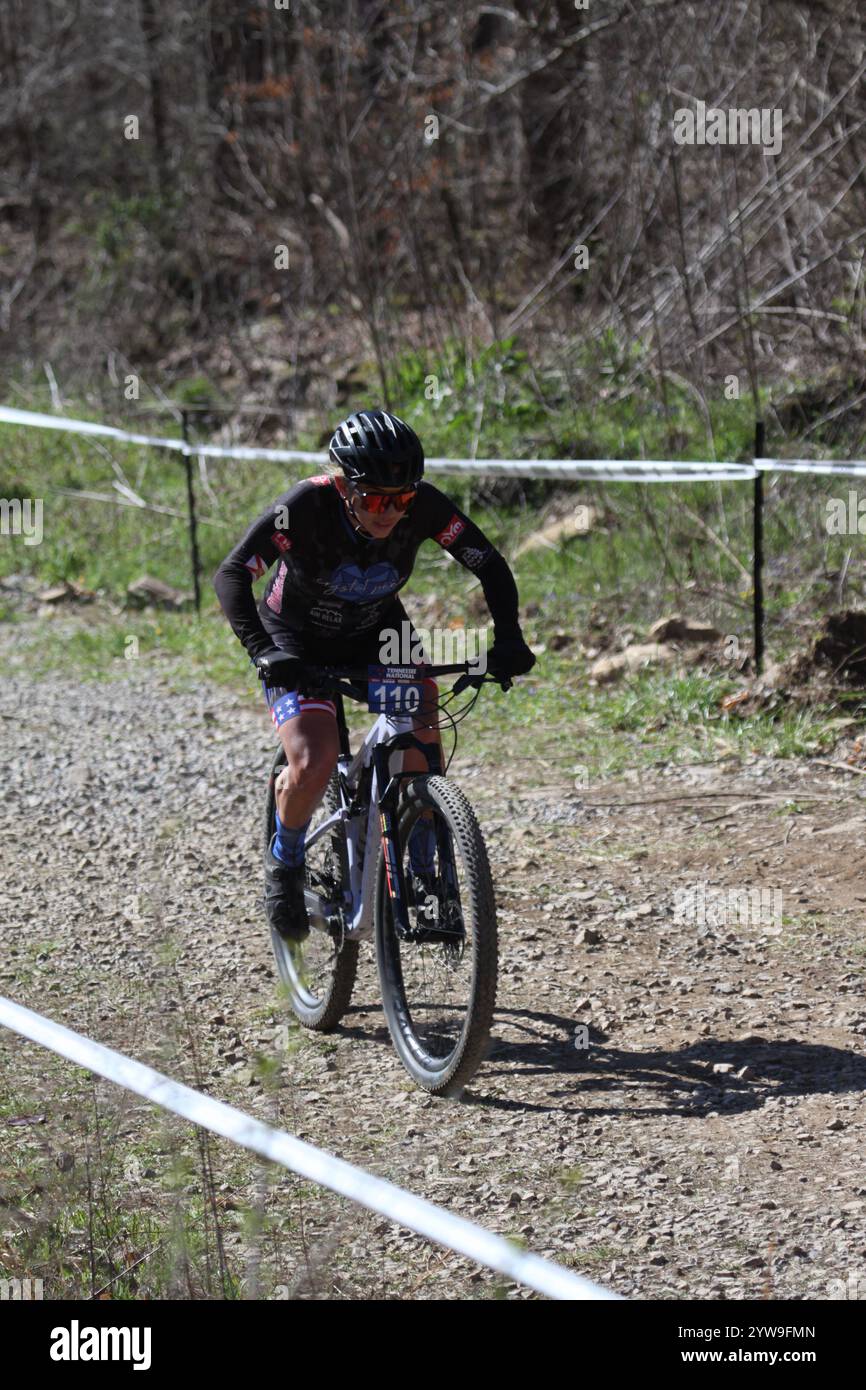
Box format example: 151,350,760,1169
2,651,865,1300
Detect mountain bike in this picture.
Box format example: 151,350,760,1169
262,660,510,1097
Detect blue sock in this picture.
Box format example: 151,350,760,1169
408,818,437,876
273,808,310,867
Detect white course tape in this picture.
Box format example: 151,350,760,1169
756,456,866,477
188,449,756,481
0,403,755,480
7,403,865,480
424,457,756,482
0,996,619,1301
194,443,329,463
0,405,186,453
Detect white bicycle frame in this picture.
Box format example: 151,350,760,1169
303,711,417,942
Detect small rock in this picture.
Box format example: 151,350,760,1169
649,615,722,644
576,927,603,946
591,643,677,685
127,575,192,609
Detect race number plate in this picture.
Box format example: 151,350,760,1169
367,664,425,715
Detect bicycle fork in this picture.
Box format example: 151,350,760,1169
372,738,465,946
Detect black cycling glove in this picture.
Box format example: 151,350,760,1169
254,646,338,701
254,647,307,688
487,633,537,678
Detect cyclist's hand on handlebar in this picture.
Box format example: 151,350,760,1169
254,647,307,687
451,633,535,695
254,647,337,700
453,666,515,696
487,634,537,679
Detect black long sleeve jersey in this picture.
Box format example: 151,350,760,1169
213,473,522,662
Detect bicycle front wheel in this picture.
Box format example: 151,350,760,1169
374,774,498,1097
265,754,358,1031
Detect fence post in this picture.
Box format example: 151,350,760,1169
753,420,765,676
181,409,202,615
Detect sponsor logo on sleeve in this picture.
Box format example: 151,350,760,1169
271,530,292,553
456,544,491,571
309,475,332,486
266,561,287,613
245,554,268,580
433,514,466,548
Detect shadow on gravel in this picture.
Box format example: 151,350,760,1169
472,1007,866,1116
337,1008,392,1047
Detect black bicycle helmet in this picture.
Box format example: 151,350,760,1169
328,409,424,487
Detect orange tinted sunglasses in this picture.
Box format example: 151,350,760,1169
351,483,417,514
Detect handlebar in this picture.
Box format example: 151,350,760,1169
451,669,512,695
256,657,512,702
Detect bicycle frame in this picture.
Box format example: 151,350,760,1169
264,657,501,945
302,709,443,941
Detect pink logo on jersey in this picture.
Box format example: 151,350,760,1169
266,561,287,612
309,475,331,486
434,514,466,547
245,554,268,580
271,530,292,553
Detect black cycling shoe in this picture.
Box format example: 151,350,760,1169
264,837,310,942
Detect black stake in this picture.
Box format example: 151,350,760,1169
182,409,202,615
753,419,765,676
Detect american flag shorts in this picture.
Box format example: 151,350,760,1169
262,683,337,728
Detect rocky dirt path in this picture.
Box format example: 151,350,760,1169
2,655,865,1300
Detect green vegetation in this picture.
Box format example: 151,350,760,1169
3,347,865,768
0,991,358,1301
391,334,758,465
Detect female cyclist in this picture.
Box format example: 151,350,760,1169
214,408,535,941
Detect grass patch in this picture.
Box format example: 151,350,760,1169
1,366,859,780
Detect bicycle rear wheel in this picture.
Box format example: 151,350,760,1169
265,753,358,1030
374,774,498,1096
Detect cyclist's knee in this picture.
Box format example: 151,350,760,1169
276,746,334,797
277,719,338,795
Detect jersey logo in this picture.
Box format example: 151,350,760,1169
245,554,268,580
434,514,466,547
266,561,287,612
310,604,342,627
271,530,292,553
456,544,490,571
325,561,400,602
309,474,332,486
